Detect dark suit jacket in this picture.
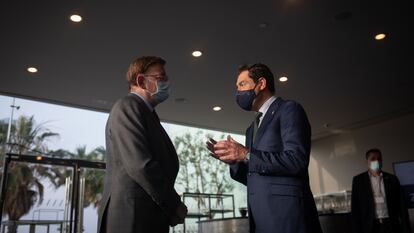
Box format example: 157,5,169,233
351,171,411,233
230,97,322,233
97,94,181,233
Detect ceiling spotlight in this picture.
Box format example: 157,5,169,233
279,76,288,82
259,23,268,28
70,14,82,22
27,67,38,73
192,51,203,57
213,106,222,111
375,33,386,40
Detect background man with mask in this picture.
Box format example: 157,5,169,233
98,56,187,233
207,63,322,233
351,148,411,233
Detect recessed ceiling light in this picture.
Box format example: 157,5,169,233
70,14,82,23
27,67,38,73
213,106,222,111
192,51,203,57
259,23,268,28
375,33,386,40
279,76,288,82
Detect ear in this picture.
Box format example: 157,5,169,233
136,74,146,89
259,77,267,91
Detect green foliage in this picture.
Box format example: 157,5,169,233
0,116,60,233
173,131,234,195
50,145,106,208
0,116,105,233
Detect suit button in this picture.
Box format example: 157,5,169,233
248,172,251,176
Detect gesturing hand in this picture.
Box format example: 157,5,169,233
212,135,248,164
206,137,219,159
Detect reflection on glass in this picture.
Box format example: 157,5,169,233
1,162,74,233
79,168,105,233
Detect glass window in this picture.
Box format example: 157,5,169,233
0,94,247,233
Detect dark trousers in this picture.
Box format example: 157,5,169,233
372,218,393,233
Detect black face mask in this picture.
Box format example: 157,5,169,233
235,84,258,111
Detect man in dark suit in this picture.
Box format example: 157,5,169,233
351,148,411,233
98,56,187,233
207,64,322,233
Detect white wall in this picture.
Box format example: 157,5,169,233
309,112,414,228
309,112,414,194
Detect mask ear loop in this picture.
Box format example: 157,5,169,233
136,74,145,89
252,77,264,96
144,76,159,96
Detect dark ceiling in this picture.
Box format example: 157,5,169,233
1,0,413,138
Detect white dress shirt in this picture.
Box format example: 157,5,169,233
369,172,389,219
257,96,277,127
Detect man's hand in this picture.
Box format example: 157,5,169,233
206,137,219,159
170,203,188,226
212,135,248,164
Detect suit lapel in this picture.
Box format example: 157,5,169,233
253,97,284,146
364,172,376,219
382,172,392,206
130,94,179,169
154,115,179,168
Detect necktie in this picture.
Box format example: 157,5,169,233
252,112,263,142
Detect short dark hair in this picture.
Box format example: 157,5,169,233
365,148,382,160
126,56,166,89
238,63,275,94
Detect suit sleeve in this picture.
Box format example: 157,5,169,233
229,162,248,185
248,102,311,176
351,176,362,233
110,99,181,219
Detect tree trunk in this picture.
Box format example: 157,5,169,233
7,220,18,233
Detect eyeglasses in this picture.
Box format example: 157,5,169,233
142,73,169,82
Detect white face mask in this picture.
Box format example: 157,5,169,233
369,160,381,172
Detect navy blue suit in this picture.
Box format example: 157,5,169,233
230,97,322,233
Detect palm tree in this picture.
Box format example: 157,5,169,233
73,145,105,209
50,146,106,209
0,117,106,233
0,116,59,233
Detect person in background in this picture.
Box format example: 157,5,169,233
351,148,411,233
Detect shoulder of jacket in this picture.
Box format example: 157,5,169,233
279,99,302,110
383,171,397,179
354,171,368,180
111,95,146,114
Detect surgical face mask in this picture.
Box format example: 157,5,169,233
236,84,258,111
369,160,381,172
145,78,170,104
